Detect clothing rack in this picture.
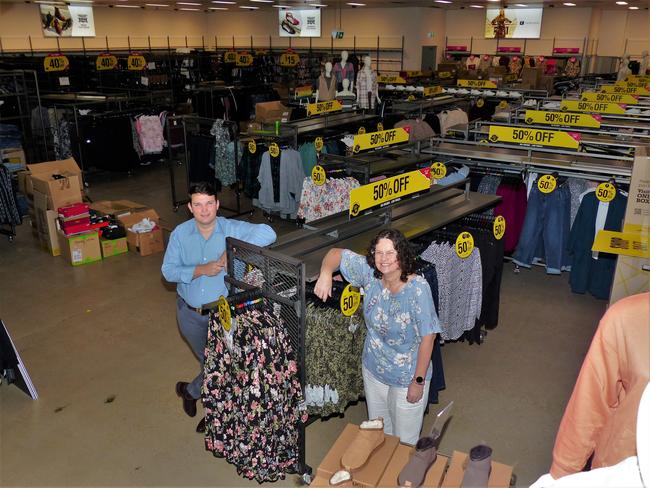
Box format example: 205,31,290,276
166,115,248,216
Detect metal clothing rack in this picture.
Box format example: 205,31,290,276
166,115,247,216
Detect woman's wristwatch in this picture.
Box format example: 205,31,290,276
413,376,425,386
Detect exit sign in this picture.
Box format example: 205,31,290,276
331,30,344,39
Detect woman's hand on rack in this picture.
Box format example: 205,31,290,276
314,274,333,302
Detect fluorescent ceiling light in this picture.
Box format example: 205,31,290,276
563,2,576,5
469,4,484,7
434,0,452,3
69,1,94,3
212,1,235,3
272,4,292,6
239,4,260,7
146,3,169,5
250,0,273,2
311,3,327,5
346,2,366,5
628,5,639,8
177,2,201,4
615,1,627,3
515,3,527,5
115,4,141,7
487,0,500,2
179,7,200,9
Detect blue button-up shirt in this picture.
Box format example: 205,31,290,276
161,217,276,308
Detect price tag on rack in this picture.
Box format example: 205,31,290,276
96,53,117,71
348,168,431,218
617,79,650,88
378,75,407,84
430,162,447,180
314,137,323,152
457,79,497,89
340,284,361,317
306,100,343,117
280,52,300,67
498,100,509,110
438,71,452,79
488,126,581,150
423,86,443,97
269,143,280,158
625,74,650,83
537,174,557,194
455,232,474,259
352,128,410,153
217,296,231,332
524,110,602,129
248,140,256,154
377,122,384,132
295,85,313,98
311,165,326,186
224,51,237,63
601,84,650,96
560,100,627,114
476,98,485,108
493,216,506,241
236,53,253,67
596,182,616,203
357,126,366,135
44,54,69,72
581,92,638,105
127,54,146,71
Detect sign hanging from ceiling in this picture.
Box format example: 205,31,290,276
484,8,543,39
40,5,95,37
279,9,321,38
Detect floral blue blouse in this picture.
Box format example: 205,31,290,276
339,250,441,387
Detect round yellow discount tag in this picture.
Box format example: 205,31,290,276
217,296,231,332
311,165,326,186
596,182,616,203
248,140,256,154
269,142,280,158
314,137,324,153
358,126,366,135
455,231,474,259
493,215,506,241
430,162,447,180
377,122,384,132
340,284,361,317
476,98,485,108
537,174,557,194
407,94,416,101
498,100,509,109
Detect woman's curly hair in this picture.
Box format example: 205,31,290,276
366,228,416,282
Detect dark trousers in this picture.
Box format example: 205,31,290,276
176,296,209,399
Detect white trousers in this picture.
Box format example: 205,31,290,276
362,365,430,445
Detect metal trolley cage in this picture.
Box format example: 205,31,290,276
166,115,247,216
223,236,311,482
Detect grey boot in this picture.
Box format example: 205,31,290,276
461,444,492,488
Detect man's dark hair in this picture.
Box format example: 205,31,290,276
188,182,216,198
366,228,416,282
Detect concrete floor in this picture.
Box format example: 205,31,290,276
0,163,607,487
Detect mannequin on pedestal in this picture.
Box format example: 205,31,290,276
333,50,355,92
640,50,649,75
315,61,337,103
617,55,631,81
466,54,480,71
336,78,356,106
356,55,380,110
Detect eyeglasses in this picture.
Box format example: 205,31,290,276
372,250,398,259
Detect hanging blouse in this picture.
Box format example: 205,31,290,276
297,177,360,222
210,119,237,187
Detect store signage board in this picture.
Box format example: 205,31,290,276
560,100,627,114
348,168,431,218
280,52,300,67
581,92,638,105
592,230,650,259
43,53,69,72
524,110,602,128
127,54,146,71
457,79,497,89
488,125,581,150
352,127,410,153
405,70,432,78
278,9,321,37
96,53,117,71
423,86,443,97
626,75,650,83
224,51,237,63
601,85,650,96
39,4,95,37
378,75,407,84
306,100,343,116
616,79,650,88
236,53,253,67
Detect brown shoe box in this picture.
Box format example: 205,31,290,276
378,443,449,487
316,423,400,488
441,450,513,488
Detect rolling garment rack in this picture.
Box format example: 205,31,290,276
166,115,244,215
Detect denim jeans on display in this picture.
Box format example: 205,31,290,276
512,182,571,274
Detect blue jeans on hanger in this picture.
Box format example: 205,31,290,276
513,182,571,274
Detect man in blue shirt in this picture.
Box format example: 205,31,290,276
162,182,276,433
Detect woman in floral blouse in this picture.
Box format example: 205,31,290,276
314,229,440,445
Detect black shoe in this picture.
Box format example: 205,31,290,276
196,417,206,434
175,381,197,418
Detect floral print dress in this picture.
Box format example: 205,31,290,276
203,305,307,482
339,250,441,387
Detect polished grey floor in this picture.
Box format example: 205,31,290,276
0,163,607,487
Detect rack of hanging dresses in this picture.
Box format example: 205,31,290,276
0,164,21,241
166,115,244,215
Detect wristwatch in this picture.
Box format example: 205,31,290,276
414,376,424,385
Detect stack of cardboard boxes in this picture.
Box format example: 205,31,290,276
20,158,164,265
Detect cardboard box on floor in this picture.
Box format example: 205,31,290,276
57,228,102,266
33,190,61,256
26,158,83,210
118,208,164,256
441,450,513,488
255,101,292,123
100,237,128,258
90,200,149,219
379,443,449,487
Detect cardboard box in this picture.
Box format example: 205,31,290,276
521,66,542,85
441,450,513,488
26,158,83,198
33,190,61,256
316,423,400,488
378,444,449,487
57,229,102,266
255,101,292,123
90,200,149,219
100,237,128,258
118,208,164,256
